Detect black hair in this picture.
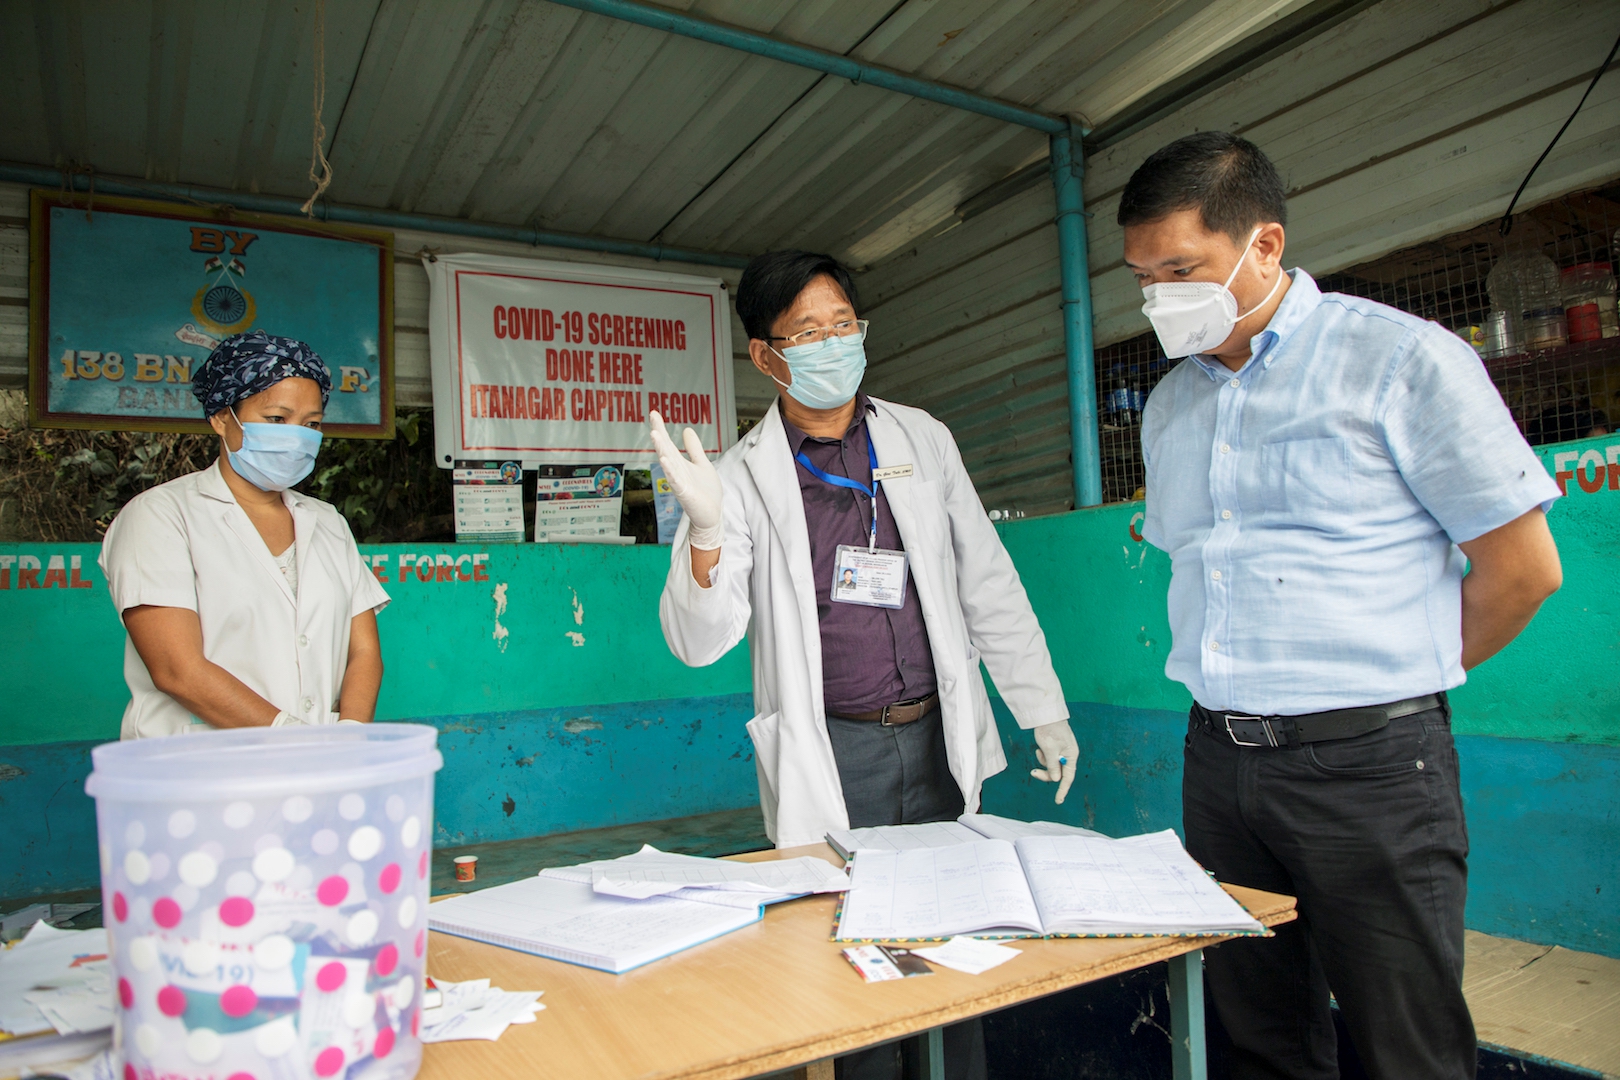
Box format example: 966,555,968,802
736,250,860,341
1117,132,1287,239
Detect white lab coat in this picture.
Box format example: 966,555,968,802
660,396,1068,848
99,462,390,738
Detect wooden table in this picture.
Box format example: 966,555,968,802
419,843,1297,1080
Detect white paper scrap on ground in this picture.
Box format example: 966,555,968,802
911,937,1024,975
591,850,848,897
419,977,545,1043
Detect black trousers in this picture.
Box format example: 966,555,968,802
826,708,986,1080
1183,699,1476,1080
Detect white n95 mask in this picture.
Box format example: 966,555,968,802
1139,227,1284,358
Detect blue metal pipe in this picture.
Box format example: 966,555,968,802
0,162,752,270
1050,128,1102,508
543,0,1068,135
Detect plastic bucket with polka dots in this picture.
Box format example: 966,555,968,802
85,723,442,1080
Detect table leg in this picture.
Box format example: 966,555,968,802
914,1025,945,1080
805,1060,834,1080
1168,949,1207,1080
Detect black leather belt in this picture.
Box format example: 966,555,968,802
834,693,940,727
1194,694,1445,749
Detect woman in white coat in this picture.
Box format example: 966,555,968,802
654,252,1077,851
100,331,389,738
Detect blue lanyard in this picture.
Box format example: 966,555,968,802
795,435,880,551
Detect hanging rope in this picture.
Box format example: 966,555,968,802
300,0,334,217
60,163,96,221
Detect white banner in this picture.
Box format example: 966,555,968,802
426,253,735,466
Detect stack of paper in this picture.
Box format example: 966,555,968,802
420,977,544,1042
430,847,850,973
0,923,115,1078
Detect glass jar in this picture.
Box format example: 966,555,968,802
1488,249,1564,351
1560,262,1618,341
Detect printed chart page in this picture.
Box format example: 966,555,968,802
1016,830,1264,936
427,875,760,973
960,813,1107,841
836,840,1044,941
826,820,983,859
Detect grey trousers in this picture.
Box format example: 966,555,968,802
825,708,985,1080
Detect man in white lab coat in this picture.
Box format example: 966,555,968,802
654,250,1077,1079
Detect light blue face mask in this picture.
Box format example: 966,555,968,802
770,334,868,411
227,408,323,492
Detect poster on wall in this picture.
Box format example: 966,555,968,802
28,190,394,437
424,252,734,467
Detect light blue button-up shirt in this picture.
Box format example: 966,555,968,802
1141,269,1560,715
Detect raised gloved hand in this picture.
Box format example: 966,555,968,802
649,411,724,550
1031,720,1079,804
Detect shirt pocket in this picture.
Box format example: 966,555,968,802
1259,436,1357,521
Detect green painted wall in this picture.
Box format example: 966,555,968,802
0,543,750,747
995,431,1620,745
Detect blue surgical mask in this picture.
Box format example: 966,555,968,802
770,335,867,411
227,408,323,491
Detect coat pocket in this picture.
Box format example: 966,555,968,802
744,710,783,804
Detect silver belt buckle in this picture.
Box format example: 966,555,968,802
1224,714,1278,747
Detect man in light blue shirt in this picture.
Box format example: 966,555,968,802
1123,132,1562,1080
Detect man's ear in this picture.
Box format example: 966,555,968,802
1254,222,1287,270
749,338,784,383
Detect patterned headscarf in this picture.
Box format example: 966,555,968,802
191,330,332,417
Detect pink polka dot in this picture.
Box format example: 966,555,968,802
414,930,425,958
220,984,258,1018
314,1047,345,1077
411,1009,420,1038
316,875,349,907
152,897,182,929
118,977,134,1009
315,961,347,993
228,1074,257,1080
374,943,398,977
219,896,255,927
378,862,402,894
112,892,128,922
374,1026,396,1058
156,985,187,1017
418,850,429,878
123,1065,137,1080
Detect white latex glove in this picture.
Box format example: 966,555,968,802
1031,720,1079,804
649,410,724,550
270,710,305,727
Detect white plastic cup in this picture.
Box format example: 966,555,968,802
86,724,442,1080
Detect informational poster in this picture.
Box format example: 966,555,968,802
28,191,393,436
650,461,685,545
425,252,734,467
533,464,630,544
452,460,525,543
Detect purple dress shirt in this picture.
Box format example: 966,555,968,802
781,395,938,716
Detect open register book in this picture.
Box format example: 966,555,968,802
825,813,1104,861
834,829,1265,942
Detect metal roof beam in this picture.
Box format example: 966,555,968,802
543,0,1071,135
0,162,752,269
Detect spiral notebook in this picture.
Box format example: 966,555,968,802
834,829,1265,942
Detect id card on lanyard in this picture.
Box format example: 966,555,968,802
795,435,910,610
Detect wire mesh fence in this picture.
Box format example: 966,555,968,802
1094,178,1620,505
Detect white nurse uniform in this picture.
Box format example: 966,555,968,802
99,462,390,738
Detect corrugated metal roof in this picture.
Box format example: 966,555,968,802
0,0,1309,270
